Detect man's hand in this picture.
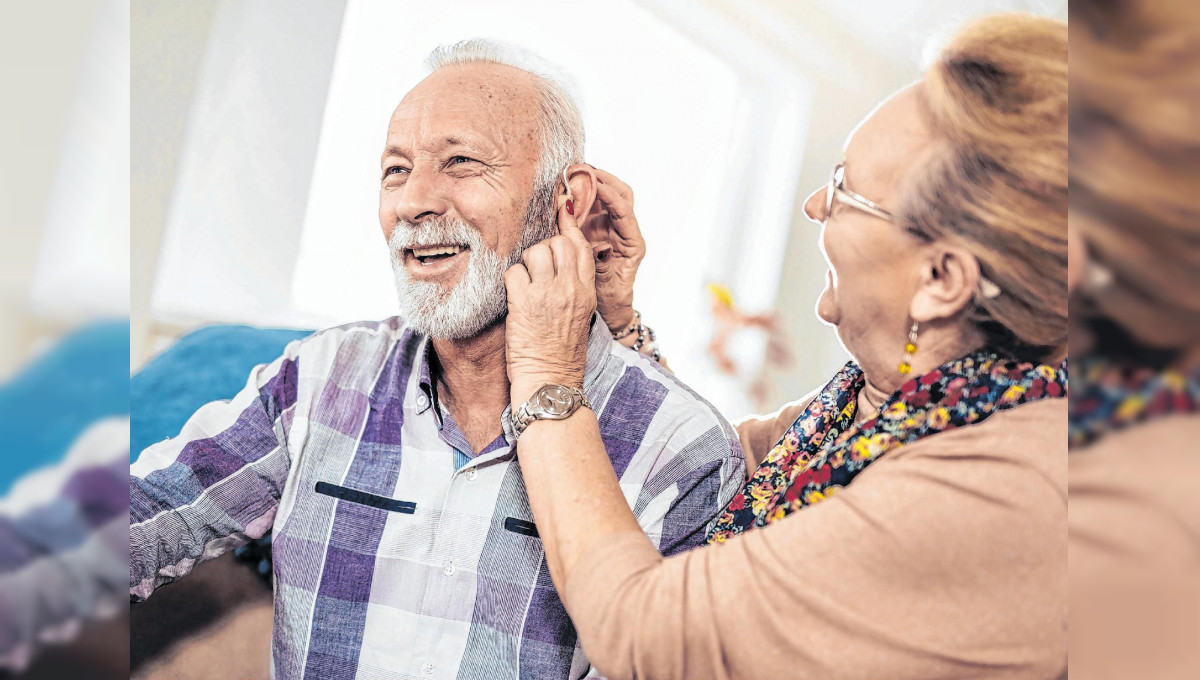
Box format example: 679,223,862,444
504,188,597,407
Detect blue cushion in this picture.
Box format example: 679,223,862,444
130,325,312,461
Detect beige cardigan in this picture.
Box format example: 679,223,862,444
1069,413,1200,679
565,398,1067,680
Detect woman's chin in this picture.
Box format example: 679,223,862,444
815,288,840,327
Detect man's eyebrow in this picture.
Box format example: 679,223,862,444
381,145,409,163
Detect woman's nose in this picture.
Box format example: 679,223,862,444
802,186,826,225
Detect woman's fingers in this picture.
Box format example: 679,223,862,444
522,242,556,279
504,262,531,294
549,232,596,284
593,168,633,204
594,181,643,243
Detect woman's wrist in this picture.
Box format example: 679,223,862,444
509,370,584,408
602,304,636,335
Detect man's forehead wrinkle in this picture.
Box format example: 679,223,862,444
385,62,543,169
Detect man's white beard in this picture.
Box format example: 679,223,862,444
388,184,557,340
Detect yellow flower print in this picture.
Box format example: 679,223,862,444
1037,365,1058,381
804,489,826,504
1001,384,1026,403
1116,395,1145,422
884,402,908,420
767,506,787,523
828,449,846,468
750,482,774,515
929,407,951,429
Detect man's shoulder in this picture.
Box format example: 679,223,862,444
597,343,743,461
287,316,421,372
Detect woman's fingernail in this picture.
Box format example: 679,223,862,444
566,199,575,216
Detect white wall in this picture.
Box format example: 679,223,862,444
149,0,347,329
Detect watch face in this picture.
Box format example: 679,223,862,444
536,385,575,416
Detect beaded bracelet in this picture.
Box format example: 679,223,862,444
611,310,641,340
630,323,657,353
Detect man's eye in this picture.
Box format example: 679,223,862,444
383,166,409,179
448,156,477,166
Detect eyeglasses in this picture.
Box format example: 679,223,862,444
819,161,897,225
812,160,1003,299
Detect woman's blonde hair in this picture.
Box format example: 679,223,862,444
1071,0,1200,361
900,14,1068,363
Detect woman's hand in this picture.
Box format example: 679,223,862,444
582,168,645,333
504,201,598,406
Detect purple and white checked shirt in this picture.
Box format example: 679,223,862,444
130,315,745,679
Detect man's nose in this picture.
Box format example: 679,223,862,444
394,166,450,224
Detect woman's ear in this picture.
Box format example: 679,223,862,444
909,244,982,324
557,163,598,228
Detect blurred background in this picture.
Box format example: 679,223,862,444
1,1,129,679
131,0,1068,418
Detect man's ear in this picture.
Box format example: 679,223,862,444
909,244,982,324
557,163,598,228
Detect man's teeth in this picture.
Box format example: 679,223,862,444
411,245,464,258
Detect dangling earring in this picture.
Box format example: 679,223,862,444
898,322,919,375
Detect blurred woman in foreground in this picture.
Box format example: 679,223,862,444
1068,1,1200,677
502,14,1068,680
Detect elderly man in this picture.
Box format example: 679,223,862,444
130,40,744,679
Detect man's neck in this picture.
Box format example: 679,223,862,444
429,320,512,453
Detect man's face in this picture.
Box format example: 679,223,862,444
379,62,551,339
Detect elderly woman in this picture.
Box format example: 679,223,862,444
502,14,1067,680
1068,1,1200,677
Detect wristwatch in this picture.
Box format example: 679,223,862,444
510,384,592,439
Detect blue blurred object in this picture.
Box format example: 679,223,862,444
130,324,312,460
0,319,130,495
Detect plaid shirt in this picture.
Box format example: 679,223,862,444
130,316,745,679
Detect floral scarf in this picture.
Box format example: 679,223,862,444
705,349,1068,544
1069,358,1200,449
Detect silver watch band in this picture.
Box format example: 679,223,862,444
511,384,591,439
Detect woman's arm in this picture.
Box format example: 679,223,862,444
560,402,1068,680
504,205,1067,679
503,168,647,588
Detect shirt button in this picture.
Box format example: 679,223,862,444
416,394,428,408
442,560,455,576
466,469,478,481
421,661,435,674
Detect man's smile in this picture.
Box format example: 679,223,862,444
402,243,470,278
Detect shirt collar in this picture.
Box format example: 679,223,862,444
412,315,613,441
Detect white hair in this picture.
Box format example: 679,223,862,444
424,38,585,189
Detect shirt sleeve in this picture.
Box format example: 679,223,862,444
634,414,746,558
565,412,1067,680
129,344,300,602
0,418,130,673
